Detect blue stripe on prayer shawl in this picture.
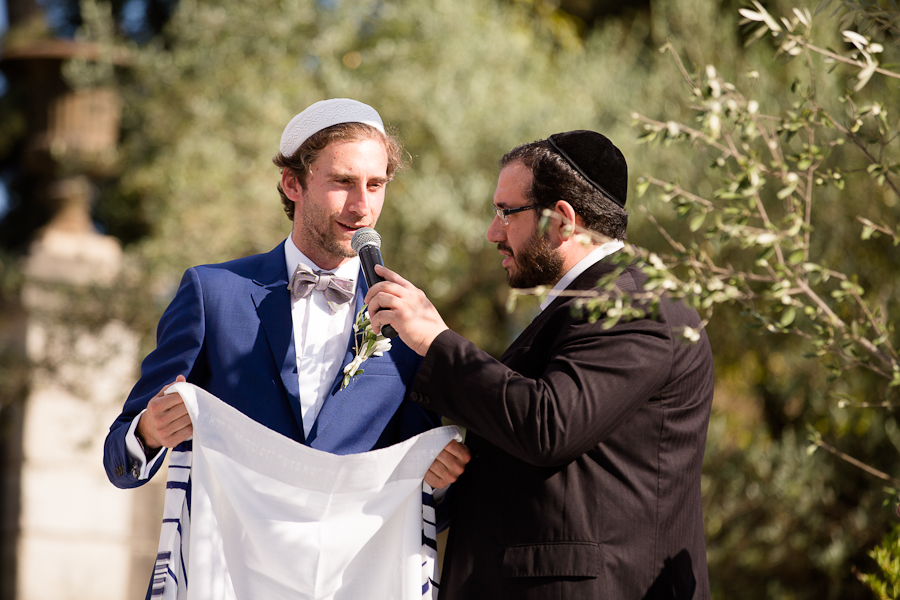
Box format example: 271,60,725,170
149,572,176,598
421,531,437,551
181,480,191,587
162,518,183,539
180,535,188,587
153,551,171,591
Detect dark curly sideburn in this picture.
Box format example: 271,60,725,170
273,122,406,222
500,140,628,241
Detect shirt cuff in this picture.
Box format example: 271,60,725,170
125,410,165,479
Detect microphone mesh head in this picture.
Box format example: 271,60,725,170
351,227,382,254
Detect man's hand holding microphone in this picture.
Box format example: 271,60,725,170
352,227,466,487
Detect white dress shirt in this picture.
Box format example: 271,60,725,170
284,236,359,436
539,240,625,312
127,237,359,477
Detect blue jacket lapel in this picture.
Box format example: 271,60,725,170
250,242,306,443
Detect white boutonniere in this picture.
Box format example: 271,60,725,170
341,305,392,390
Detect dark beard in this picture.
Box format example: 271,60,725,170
504,232,565,289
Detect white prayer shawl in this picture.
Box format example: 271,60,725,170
152,383,460,600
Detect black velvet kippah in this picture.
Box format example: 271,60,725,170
547,130,627,208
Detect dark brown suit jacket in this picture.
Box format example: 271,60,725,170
410,259,714,600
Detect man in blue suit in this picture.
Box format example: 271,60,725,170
103,99,468,502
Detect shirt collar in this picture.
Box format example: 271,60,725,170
284,236,360,282
539,240,625,311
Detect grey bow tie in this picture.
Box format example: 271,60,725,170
288,263,355,312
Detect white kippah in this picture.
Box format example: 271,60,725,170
279,98,385,157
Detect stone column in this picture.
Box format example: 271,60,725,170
13,178,166,600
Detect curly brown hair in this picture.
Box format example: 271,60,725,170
500,140,628,241
272,122,406,221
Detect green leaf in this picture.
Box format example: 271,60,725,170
636,178,651,198
689,212,707,232
506,292,518,313
776,184,797,199
780,306,796,327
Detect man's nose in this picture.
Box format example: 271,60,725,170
486,215,506,243
347,183,373,215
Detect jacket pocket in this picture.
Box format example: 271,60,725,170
502,541,601,578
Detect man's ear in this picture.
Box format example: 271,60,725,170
282,170,304,202
553,201,580,241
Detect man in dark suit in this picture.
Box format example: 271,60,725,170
366,130,714,599
102,99,469,594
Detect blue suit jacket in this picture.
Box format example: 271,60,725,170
103,241,438,488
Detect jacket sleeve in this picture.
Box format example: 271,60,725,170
103,267,207,488
409,311,674,468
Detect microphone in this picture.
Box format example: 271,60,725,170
351,227,398,338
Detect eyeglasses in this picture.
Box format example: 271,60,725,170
493,204,539,226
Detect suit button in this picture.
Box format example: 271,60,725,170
411,391,432,405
